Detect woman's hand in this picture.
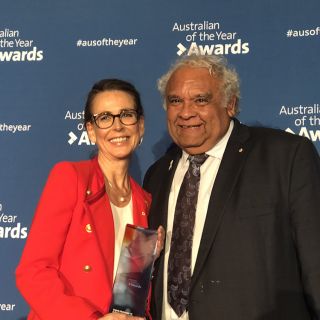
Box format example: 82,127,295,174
155,225,165,258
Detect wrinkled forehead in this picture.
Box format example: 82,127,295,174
166,66,222,97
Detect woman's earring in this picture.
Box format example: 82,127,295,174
138,136,144,146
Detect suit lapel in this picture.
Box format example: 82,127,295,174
191,120,252,288
151,149,181,317
150,150,181,231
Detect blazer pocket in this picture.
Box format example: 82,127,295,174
238,205,275,219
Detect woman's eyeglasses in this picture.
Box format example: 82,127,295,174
92,109,139,129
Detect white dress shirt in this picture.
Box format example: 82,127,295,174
162,120,234,320
111,199,133,281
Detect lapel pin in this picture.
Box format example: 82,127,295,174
168,160,173,171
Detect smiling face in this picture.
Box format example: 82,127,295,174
165,66,236,155
86,90,144,161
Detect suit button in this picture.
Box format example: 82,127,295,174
83,265,92,272
85,224,93,233
86,190,91,195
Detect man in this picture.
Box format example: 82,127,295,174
143,54,320,319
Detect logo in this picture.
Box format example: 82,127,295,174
64,110,94,146
279,103,320,143
171,20,250,56
0,28,44,63
176,39,249,56
67,131,93,146
0,202,28,239
68,132,78,145
177,43,187,56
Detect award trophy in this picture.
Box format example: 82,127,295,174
110,224,158,317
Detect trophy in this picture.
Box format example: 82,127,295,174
110,224,158,317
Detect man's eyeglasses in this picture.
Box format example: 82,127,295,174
92,109,139,129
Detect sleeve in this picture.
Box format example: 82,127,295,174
15,162,101,320
143,162,157,194
289,138,320,318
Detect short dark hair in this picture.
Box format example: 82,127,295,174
84,78,144,124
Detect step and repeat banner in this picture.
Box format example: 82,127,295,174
0,0,319,318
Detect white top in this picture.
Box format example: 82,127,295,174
162,120,234,320
111,198,133,281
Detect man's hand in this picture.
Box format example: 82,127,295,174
155,225,165,258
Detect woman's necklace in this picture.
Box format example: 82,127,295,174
105,178,131,206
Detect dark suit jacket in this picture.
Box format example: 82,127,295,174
143,119,320,320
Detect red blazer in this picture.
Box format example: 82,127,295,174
16,157,151,320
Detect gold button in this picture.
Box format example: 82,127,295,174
86,190,91,195
83,265,92,272
141,211,146,216
85,224,92,233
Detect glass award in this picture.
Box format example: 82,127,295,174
109,224,158,317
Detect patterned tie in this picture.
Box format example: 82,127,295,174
167,153,208,317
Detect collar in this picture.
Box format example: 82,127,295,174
85,157,106,204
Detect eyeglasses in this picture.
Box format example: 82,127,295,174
92,109,139,129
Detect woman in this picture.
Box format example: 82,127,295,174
16,79,164,320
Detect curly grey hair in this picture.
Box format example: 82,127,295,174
157,54,240,114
